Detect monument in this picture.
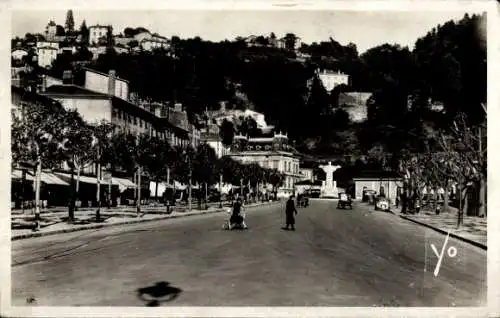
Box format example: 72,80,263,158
319,161,341,198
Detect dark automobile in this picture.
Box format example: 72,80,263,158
337,193,353,209
363,190,377,204
374,196,390,211
304,188,321,198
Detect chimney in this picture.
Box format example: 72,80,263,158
108,70,116,96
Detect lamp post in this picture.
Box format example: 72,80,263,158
188,157,192,212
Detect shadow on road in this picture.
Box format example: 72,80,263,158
136,281,182,306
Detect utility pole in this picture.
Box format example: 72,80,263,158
188,157,192,211
137,165,142,215
96,150,101,222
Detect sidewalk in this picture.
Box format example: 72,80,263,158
390,206,487,250
11,200,281,241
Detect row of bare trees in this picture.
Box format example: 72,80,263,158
11,98,285,223
398,111,486,227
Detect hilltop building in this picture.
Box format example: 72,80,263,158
88,25,113,45
317,69,349,92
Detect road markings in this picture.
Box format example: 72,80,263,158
430,231,458,277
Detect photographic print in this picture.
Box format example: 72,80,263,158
2,1,496,317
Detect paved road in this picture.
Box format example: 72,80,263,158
11,200,486,307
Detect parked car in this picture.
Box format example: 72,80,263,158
337,192,352,209
304,189,321,198
362,189,377,203
374,196,390,211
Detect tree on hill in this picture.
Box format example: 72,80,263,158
65,10,75,34
79,20,89,44
124,27,150,37
219,119,235,147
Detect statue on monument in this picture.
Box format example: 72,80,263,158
319,161,341,198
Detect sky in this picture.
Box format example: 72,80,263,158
12,9,483,53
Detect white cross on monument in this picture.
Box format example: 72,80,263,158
319,161,341,198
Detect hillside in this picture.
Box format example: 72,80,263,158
42,13,486,163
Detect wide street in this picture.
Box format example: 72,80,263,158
11,200,486,307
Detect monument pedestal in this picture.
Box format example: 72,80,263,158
319,162,341,199
321,186,339,198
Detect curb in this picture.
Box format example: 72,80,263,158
11,201,279,241
399,215,487,250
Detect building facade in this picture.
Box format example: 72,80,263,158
83,68,129,100
299,168,314,181
37,47,58,68
89,25,113,45
141,38,170,51
229,132,302,197
351,171,402,204
44,20,57,39
318,69,349,92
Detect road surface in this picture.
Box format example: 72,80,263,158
11,200,486,307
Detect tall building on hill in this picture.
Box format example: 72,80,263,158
229,131,302,198
44,20,57,40
317,69,349,92
89,25,113,45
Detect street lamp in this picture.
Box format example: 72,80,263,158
183,149,193,211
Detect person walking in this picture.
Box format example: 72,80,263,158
284,195,298,230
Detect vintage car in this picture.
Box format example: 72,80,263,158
374,196,390,211
362,189,377,204
304,188,321,198
337,192,353,209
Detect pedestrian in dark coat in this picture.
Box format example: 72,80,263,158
285,195,298,230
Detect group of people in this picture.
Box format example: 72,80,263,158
228,195,299,231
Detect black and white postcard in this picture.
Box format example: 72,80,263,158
1,0,498,317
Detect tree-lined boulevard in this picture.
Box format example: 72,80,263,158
9,9,489,311
12,200,486,307
12,98,285,223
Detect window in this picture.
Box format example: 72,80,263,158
256,145,261,150
134,116,137,125
139,119,143,128
265,145,271,150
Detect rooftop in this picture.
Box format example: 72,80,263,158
43,85,110,98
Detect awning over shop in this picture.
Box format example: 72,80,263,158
149,181,176,197
113,177,137,192
11,169,34,181
11,169,68,185
173,181,186,190
40,171,69,185
54,172,109,185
